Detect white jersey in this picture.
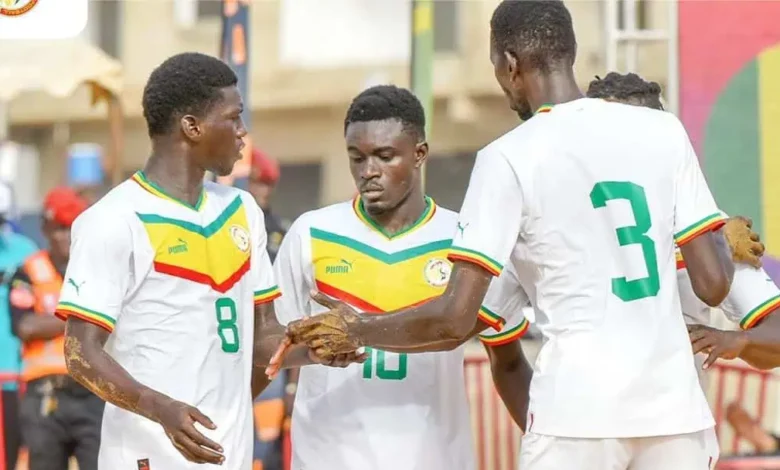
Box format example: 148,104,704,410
449,98,723,438
677,248,780,328
55,172,279,470
677,247,780,386
273,197,524,470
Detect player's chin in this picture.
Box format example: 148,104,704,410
361,197,390,214
212,161,237,177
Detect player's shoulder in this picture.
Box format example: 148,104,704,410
597,99,684,136
478,111,557,164
71,181,137,237
430,201,459,227
285,199,355,238
75,180,136,223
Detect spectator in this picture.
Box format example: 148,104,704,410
249,147,288,262
0,182,37,470
8,187,103,470
726,402,780,455
248,148,294,470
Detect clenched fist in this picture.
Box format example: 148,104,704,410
724,216,765,268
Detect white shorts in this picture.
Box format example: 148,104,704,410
519,428,719,470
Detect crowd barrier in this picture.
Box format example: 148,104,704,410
282,356,780,470
0,358,776,470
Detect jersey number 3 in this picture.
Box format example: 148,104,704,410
590,181,660,302
215,297,240,353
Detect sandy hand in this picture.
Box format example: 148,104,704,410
265,291,364,378
724,216,765,268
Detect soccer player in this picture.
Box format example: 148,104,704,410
55,52,356,470
274,2,736,468
272,84,532,470
587,72,780,372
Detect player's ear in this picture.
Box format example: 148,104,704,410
180,115,202,142
504,50,523,85
414,141,429,168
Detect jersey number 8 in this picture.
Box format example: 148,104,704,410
215,297,240,353
362,347,407,380
590,181,660,302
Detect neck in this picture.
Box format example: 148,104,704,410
366,186,428,237
144,140,205,207
526,67,584,113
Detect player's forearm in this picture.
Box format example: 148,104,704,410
353,294,476,351
681,231,733,306
486,342,533,431
741,313,780,369
378,322,485,354
349,264,491,350
715,229,736,285
63,332,167,423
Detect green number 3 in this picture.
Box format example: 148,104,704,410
215,297,240,353
590,181,660,302
362,347,407,380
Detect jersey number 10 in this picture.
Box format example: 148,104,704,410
590,181,660,302
362,347,407,380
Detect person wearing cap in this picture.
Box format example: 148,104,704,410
248,147,288,263
0,181,38,470
7,187,103,470
248,148,294,470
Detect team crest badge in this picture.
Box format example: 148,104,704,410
229,225,250,252
423,258,451,287
0,0,38,16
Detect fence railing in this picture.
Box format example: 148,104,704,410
0,357,777,470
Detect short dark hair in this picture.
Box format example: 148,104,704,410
490,0,577,72
142,52,238,136
587,72,664,110
344,85,426,140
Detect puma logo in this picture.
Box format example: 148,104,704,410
168,238,188,255
457,221,469,236
325,259,353,274
67,278,85,295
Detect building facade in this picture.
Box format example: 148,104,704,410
7,0,671,220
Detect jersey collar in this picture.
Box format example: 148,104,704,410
352,195,437,240
131,171,207,211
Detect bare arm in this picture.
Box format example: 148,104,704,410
15,314,64,342
349,262,493,350
8,270,64,342
65,317,226,464
679,229,733,306
377,321,486,354
740,312,780,369
253,301,366,388
485,339,533,431
64,317,162,420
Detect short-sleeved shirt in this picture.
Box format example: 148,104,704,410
54,172,279,470
450,98,722,438
677,249,780,329
273,197,523,470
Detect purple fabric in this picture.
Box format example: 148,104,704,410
762,256,780,288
